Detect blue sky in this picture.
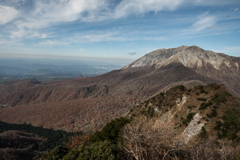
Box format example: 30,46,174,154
0,0,240,63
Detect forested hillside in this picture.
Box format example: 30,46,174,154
40,84,240,160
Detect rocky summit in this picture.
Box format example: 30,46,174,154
124,45,239,71
124,45,240,97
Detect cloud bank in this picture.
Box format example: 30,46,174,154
0,0,239,44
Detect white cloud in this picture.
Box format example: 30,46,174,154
27,32,49,39
0,5,18,25
189,0,240,6
0,0,26,6
38,40,68,46
17,0,107,29
0,39,6,44
37,30,167,44
112,0,239,19
69,31,137,43
10,27,52,39
113,0,183,19
225,47,240,53
214,47,240,55
34,0,106,23
0,38,23,46
70,31,167,43
190,12,217,32
234,8,239,11
10,28,25,38
6,0,108,39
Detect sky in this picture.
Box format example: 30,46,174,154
0,0,240,63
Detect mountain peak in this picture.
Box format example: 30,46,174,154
186,45,203,51
122,45,240,97
123,45,188,69
123,45,238,71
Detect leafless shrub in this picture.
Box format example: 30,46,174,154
120,119,187,160
120,118,238,160
188,140,237,160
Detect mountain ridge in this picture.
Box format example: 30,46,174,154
0,45,239,133
39,83,240,160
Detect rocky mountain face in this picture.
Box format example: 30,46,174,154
124,45,240,97
125,46,239,71
0,46,239,133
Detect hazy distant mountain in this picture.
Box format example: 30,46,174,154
0,65,31,75
0,46,239,133
0,58,126,81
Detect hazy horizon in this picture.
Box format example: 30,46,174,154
0,54,133,81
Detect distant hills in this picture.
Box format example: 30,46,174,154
0,58,124,82
0,45,239,133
